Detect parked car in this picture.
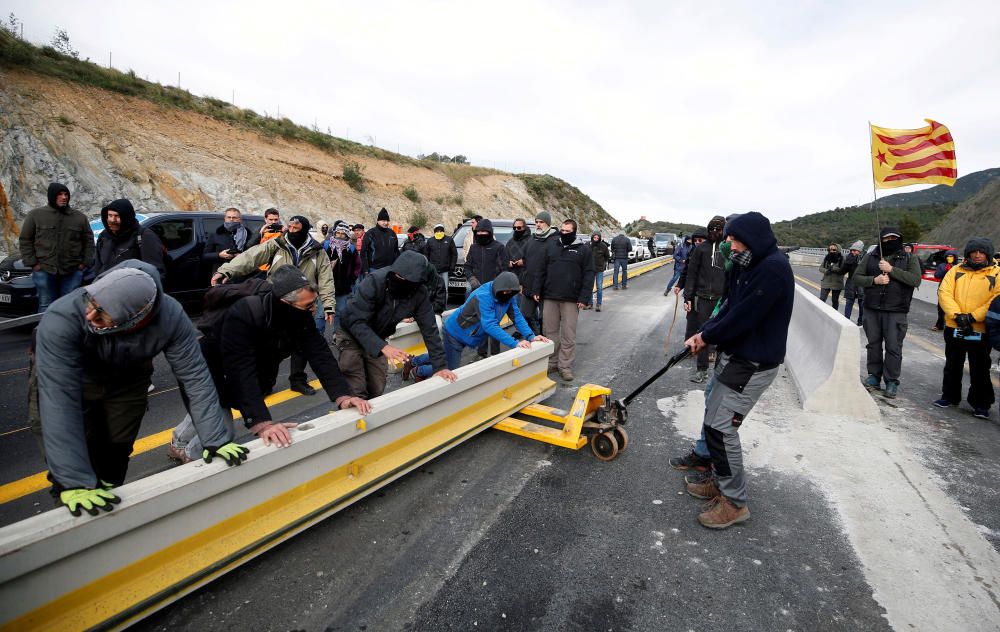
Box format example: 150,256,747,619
912,243,955,283
654,232,678,256
628,237,650,262
0,212,265,316
449,219,517,301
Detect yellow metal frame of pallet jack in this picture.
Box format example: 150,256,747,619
493,382,611,450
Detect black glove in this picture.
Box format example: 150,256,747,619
954,313,973,332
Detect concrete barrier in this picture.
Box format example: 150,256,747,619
913,277,939,305
785,285,880,420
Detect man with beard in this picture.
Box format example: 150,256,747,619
589,231,611,311
522,212,558,333
466,218,508,357
853,227,922,399
214,215,336,394
203,207,249,276
336,250,457,398
19,182,94,312
361,208,400,274
93,198,166,279
683,216,728,383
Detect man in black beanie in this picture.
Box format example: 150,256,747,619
361,207,400,274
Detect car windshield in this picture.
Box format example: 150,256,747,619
453,224,515,247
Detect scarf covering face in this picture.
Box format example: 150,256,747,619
225,221,249,250
330,236,350,257
730,249,752,268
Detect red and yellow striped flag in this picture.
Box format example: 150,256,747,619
870,119,957,189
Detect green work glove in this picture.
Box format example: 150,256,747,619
203,442,249,466
60,488,122,517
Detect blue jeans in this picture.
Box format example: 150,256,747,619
313,298,326,335
413,328,465,378
845,296,864,322
593,270,605,305
334,294,350,331
666,266,683,292
612,259,628,288
33,269,83,312
693,371,715,458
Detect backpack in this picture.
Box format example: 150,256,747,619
197,277,271,339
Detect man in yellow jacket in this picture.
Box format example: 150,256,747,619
934,238,1000,419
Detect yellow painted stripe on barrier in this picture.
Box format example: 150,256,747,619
3,372,555,632
0,380,322,506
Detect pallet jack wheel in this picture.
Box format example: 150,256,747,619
612,426,629,451
591,431,619,461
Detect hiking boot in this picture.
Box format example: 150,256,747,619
685,471,712,485
559,369,574,382
595,305,601,312
863,375,881,391
973,407,990,419
663,290,670,296
669,450,711,472
290,381,317,396
686,476,721,500
166,443,193,464
690,369,708,384
883,380,899,399
933,398,955,408
401,358,414,381
698,496,750,529
547,365,559,376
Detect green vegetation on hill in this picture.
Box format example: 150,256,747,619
771,204,951,247
515,174,618,230
622,219,704,238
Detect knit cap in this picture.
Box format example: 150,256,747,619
535,211,552,226
84,268,158,334
270,265,312,298
377,208,390,222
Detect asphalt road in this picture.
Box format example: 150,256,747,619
2,262,998,631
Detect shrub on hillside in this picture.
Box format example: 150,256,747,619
409,210,428,229
403,185,420,203
343,161,365,192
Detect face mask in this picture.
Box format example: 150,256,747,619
880,238,901,255
513,228,527,238
946,256,955,263
475,234,492,246
386,274,419,299
321,226,329,235
224,221,240,232
560,231,576,245
592,236,600,243
495,291,518,303
731,249,752,268
286,230,307,248
434,231,445,240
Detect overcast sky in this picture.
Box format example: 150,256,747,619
7,1,1000,225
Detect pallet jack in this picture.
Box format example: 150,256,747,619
494,349,691,461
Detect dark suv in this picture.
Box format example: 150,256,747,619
0,212,264,316
449,219,517,300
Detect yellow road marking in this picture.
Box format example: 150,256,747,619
794,274,821,291
0,379,322,505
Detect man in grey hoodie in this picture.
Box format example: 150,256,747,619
34,260,246,517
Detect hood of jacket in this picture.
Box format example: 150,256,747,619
724,212,777,261
963,237,994,261
389,250,428,282
493,271,520,294
47,182,71,210
477,218,495,235
100,198,139,235
828,244,842,254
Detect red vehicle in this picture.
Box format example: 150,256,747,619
911,243,955,282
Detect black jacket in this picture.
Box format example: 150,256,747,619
610,234,632,259
854,250,922,313
341,251,447,370
361,226,400,273
591,238,611,270
330,244,358,297
210,292,353,426
466,219,507,288
536,238,596,304
402,233,427,255
683,239,728,302
524,228,558,296
424,234,458,273
94,200,166,279
505,230,532,284
203,223,251,274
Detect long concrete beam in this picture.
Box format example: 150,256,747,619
0,342,556,631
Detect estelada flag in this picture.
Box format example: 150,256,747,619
870,119,957,189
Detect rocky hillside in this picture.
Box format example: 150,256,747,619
0,39,618,255
925,175,1000,247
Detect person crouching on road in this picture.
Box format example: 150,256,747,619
682,212,793,529
34,261,245,517
933,238,1000,419
404,272,549,381
169,266,371,462
336,250,458,398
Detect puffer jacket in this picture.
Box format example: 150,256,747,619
590,235,611,270
610,234,632,259
18,183,94,274
217,234,336,315
34,260,230,490
445,274,535,349
934,250,958,280
466,219,507,288
937,239,1000,332
820,244,846,290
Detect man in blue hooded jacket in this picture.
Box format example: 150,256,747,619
682,212,793,530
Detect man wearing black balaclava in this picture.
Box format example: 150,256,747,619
683,215,728,383
361,207,400,274
19,182,94,312
337,250,457,398
466,218,507,357
214,214,337,395
94,198,166,279
852,226,922,399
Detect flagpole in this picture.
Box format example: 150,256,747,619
868,121,883,260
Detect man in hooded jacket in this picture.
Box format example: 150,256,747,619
819,243,846,310
590,231,611,311
466,218,508,357
337,250,457,398
361,208,400,274
19,182,94,312
932,249,959,331
214,215,336,394
94,198,166,279
683,216,728,382
933,238,1000,418
33,260,246,517
665,235,692,295
683,212,793,529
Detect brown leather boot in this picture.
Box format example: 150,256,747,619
686,476,720,500
698,496,749,529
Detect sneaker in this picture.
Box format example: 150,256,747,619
401,358,414,381
933,399,955,408
669,450,711,472
884,381,899,399
166,443,193,464
290,381,317,396
690,370,708,384
863,375,881,391
595,305,601,312
663,290,670,296
559,369,574,382
686,476,721,500
973,408,990,419
698,496,750,529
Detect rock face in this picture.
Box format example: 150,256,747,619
0,68,619,255
925,175,1000,248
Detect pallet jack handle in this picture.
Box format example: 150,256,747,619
620,348,692,407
